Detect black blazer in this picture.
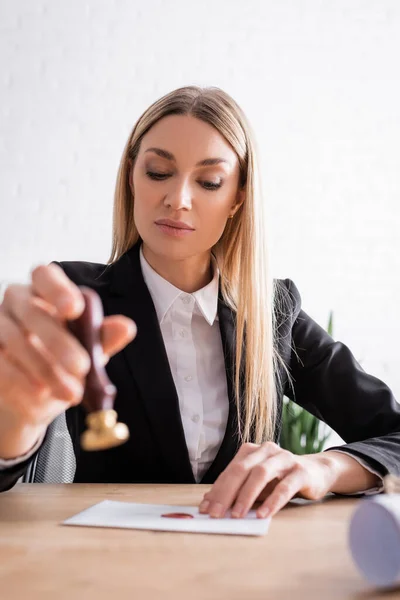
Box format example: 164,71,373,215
1,241,400,492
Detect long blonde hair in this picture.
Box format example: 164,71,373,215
108,85,290,445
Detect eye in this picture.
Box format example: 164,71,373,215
146,171,222,191
202,181,222,191
146,171,169,180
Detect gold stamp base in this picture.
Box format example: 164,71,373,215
81,409,130,451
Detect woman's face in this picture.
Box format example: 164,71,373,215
130,114,244,261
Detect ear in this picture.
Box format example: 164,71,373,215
231,188,245,217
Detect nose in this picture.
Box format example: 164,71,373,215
163,177,192,211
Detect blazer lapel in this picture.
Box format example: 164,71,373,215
103,242,195,483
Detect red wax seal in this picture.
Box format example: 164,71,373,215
161,512,194,519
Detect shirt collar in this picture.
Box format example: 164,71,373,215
139,244,219,326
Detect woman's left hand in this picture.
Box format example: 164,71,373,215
198,441,337,519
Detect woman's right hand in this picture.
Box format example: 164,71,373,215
0,263,137,459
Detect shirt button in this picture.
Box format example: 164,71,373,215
192,414,200,424
179,329,186,338
184,375,193,382
181,295,191,304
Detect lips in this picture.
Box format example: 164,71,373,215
155,219,194,230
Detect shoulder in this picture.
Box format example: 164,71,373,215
272,278,304,366
273,278,302,321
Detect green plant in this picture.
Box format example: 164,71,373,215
279,310,333,454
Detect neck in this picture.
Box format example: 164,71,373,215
142,244,213,293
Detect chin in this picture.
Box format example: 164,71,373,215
142,233,197,261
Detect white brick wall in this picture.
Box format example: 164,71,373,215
1,0,399,411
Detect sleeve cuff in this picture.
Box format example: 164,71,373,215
0,429,46,470
327,449,384,495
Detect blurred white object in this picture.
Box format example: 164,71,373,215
349,490,400,588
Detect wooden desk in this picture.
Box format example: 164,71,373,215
0,484,397,600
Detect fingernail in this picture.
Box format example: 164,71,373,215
127,321,137,339
77,353,91,376
199,500,210,513
257,507,270,519
210,502,224,518
231,503,244,518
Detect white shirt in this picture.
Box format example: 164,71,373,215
139,245,229,482
0,246,384,494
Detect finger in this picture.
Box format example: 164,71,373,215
199,443,260,508
256,467,306,519
0,310,87,401
199,444,263,516
100,316,137,358
200,442,281,518
200,442,279,516
2,286,90,378
0,348,49,401
0,350,79,426
231,450,296,518
31,263,85,320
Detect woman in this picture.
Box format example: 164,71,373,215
0,86,399,519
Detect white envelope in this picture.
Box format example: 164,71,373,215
62,499,271,536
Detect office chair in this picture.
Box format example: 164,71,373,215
23,412,76,483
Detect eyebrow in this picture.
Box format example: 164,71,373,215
144,147,231,167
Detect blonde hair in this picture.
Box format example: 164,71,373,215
108,85,291,445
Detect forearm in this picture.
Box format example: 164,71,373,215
322,450,381,494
